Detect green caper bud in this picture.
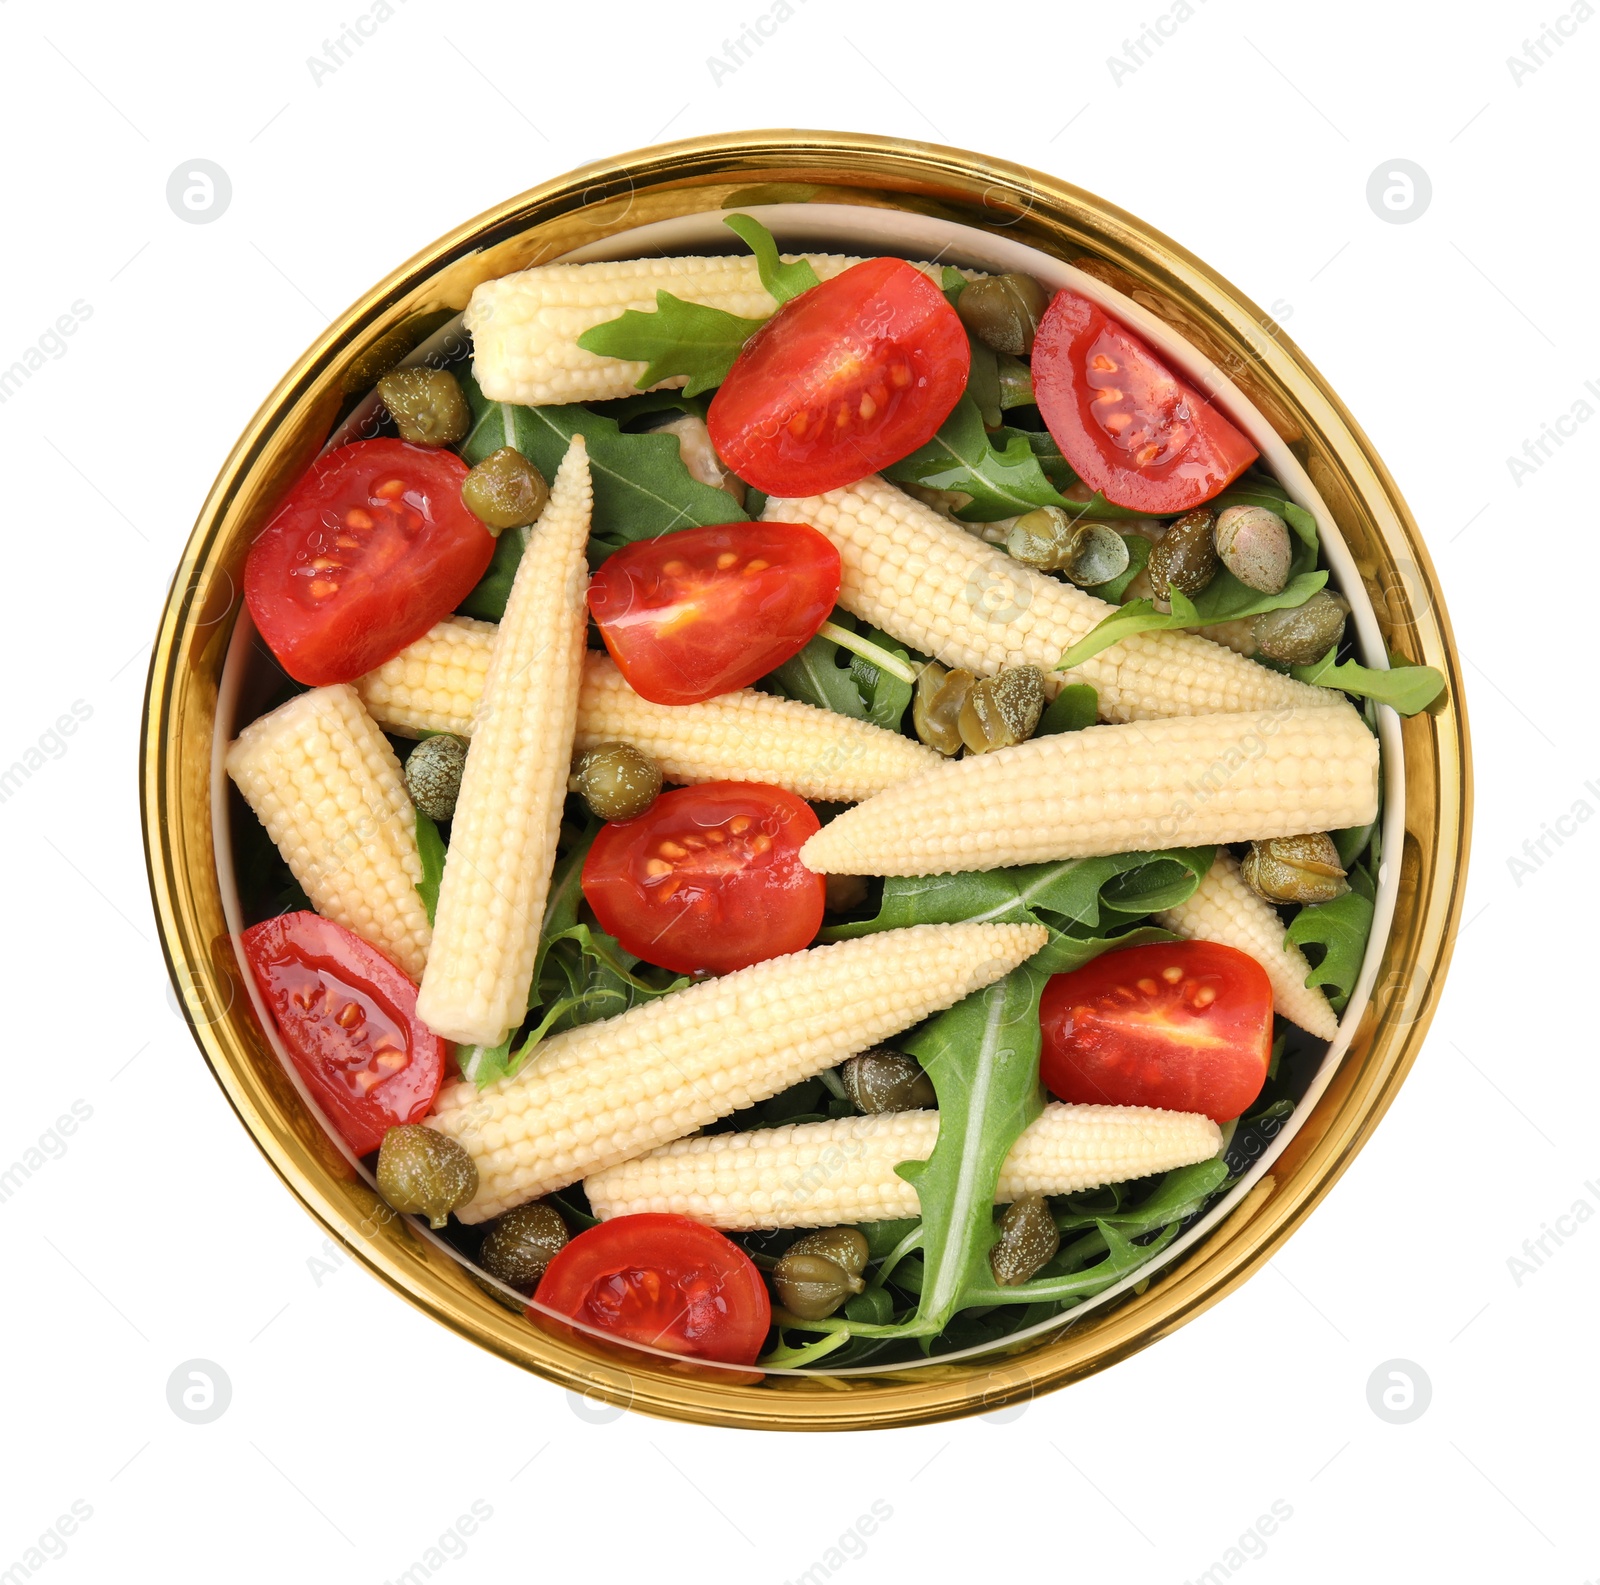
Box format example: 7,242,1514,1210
480,1201,569,1293
1149,509,1220,611
404,733,468,822
1241,833,1351,906
1007,506,1072,569
956,273,1051,356
913,661,970,757
1214,504,1292,594
1254,591,1350,665
460,447,550,533
1009,509,1130,586
989,1195,1061,1286
840,1047,936,1114
787,1226,870,1278
958,665,1044,754
376,1125,478,1229
771,1252,865,1320
569,742,662,822
824,873,869,915
377,366,471,447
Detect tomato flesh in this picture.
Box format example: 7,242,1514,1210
244,438,494,685
588,522,840,705
240,911,447,1154
582,782,824,976
534,1213,771,1366
1031,290,1258,514
708,256,969,497
1039,939,1272,1123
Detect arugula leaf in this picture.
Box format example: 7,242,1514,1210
884,395,1068,521
1000,428,1157,522
760,610,916,731
1054,1158,1229,1234
819,848,1214,942
1037,683,1098,735
457,376,747,609
722,213,819,304
940,265,966,307
587,389,710,428
413,810,446,926
1284,882,1375,1002
576,291,764,398
1291,648,1446,715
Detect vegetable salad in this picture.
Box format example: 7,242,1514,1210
222,212,1439,1373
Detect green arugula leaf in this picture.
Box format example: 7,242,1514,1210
722,213,819,304
412,810,446,926
457,376,747,611
576,291,765,398
819,848,1214,942
1284,883,1375,1001
587,389,710,428
1053,1158,1230,1234
884,395,1072,521
760,610,916,731
1001,428,1158,522
940,265,967,307
1291,648,1446,715
1037,683,1098,735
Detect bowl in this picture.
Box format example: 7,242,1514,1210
142,130,1470,1430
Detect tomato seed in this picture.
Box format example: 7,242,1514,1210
658,841,688,860
375,478,406,498
715,551,739,570
335,1000,365,1028
1161,966,1183,983
1193,985,1217,1008
787,411,809,438
345,508,373,530
890,364,911,388
1137,978,1159,995
309,579,337,598
858,394,877,420
662,560,687,576
728,816,751,835
644,858,673,877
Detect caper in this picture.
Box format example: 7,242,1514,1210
377,366,471,447
1241,833,1351,906
1148,509,1220,611
1254,590,1350,665
375,1125,478,1229
480,1201,569,1293
569,742,662,822
1007,508,1129,589
460,447,549,533
958,665,1044,754
989,1195,1061,1286
956,273,1050,356
913,661,970,757
824,873,869,915
840,1047,936,1114
1214,504,1292,594
404,733,468,822
771,1227,870,1321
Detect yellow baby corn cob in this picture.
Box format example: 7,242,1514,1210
1157,848,1339,1040
763,476,1338,722
356,618,939,802
801,705,1378,877
416,438,592,1047
585,1102,1221,1229
427,921,1047,1223
226,685,431,980
466,254,965,407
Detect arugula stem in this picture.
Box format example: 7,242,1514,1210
758,1329,855,1369
816,621,921,686
867,1225,924,1293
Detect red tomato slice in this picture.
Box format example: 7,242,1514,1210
1039,939,1272,1123
533,1213,771,1366
244,438,494,685
1031,290,1258,514
588,522,840,705
707,256,969,497
581,782,825,976
240,911,447,1154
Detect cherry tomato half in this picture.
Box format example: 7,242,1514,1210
582,782,825,976
708,256,969,497
244,438,494,685
240,911,448,1154
1039,939,1272,1123
587,522,840,705
1031,290,1258,514
533,1214,771,1366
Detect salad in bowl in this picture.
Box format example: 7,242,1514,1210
215,200,1445,1380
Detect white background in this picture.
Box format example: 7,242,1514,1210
1,0,1591,1579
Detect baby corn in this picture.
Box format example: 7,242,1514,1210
416,438,592,1047
467,253,966,407
585,1102,1222,1229
426,921,1048,1223
356,619,939,802
801,705,1379,876
763,476,1338,722
1157,848,1339,1040
226,685,431,980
